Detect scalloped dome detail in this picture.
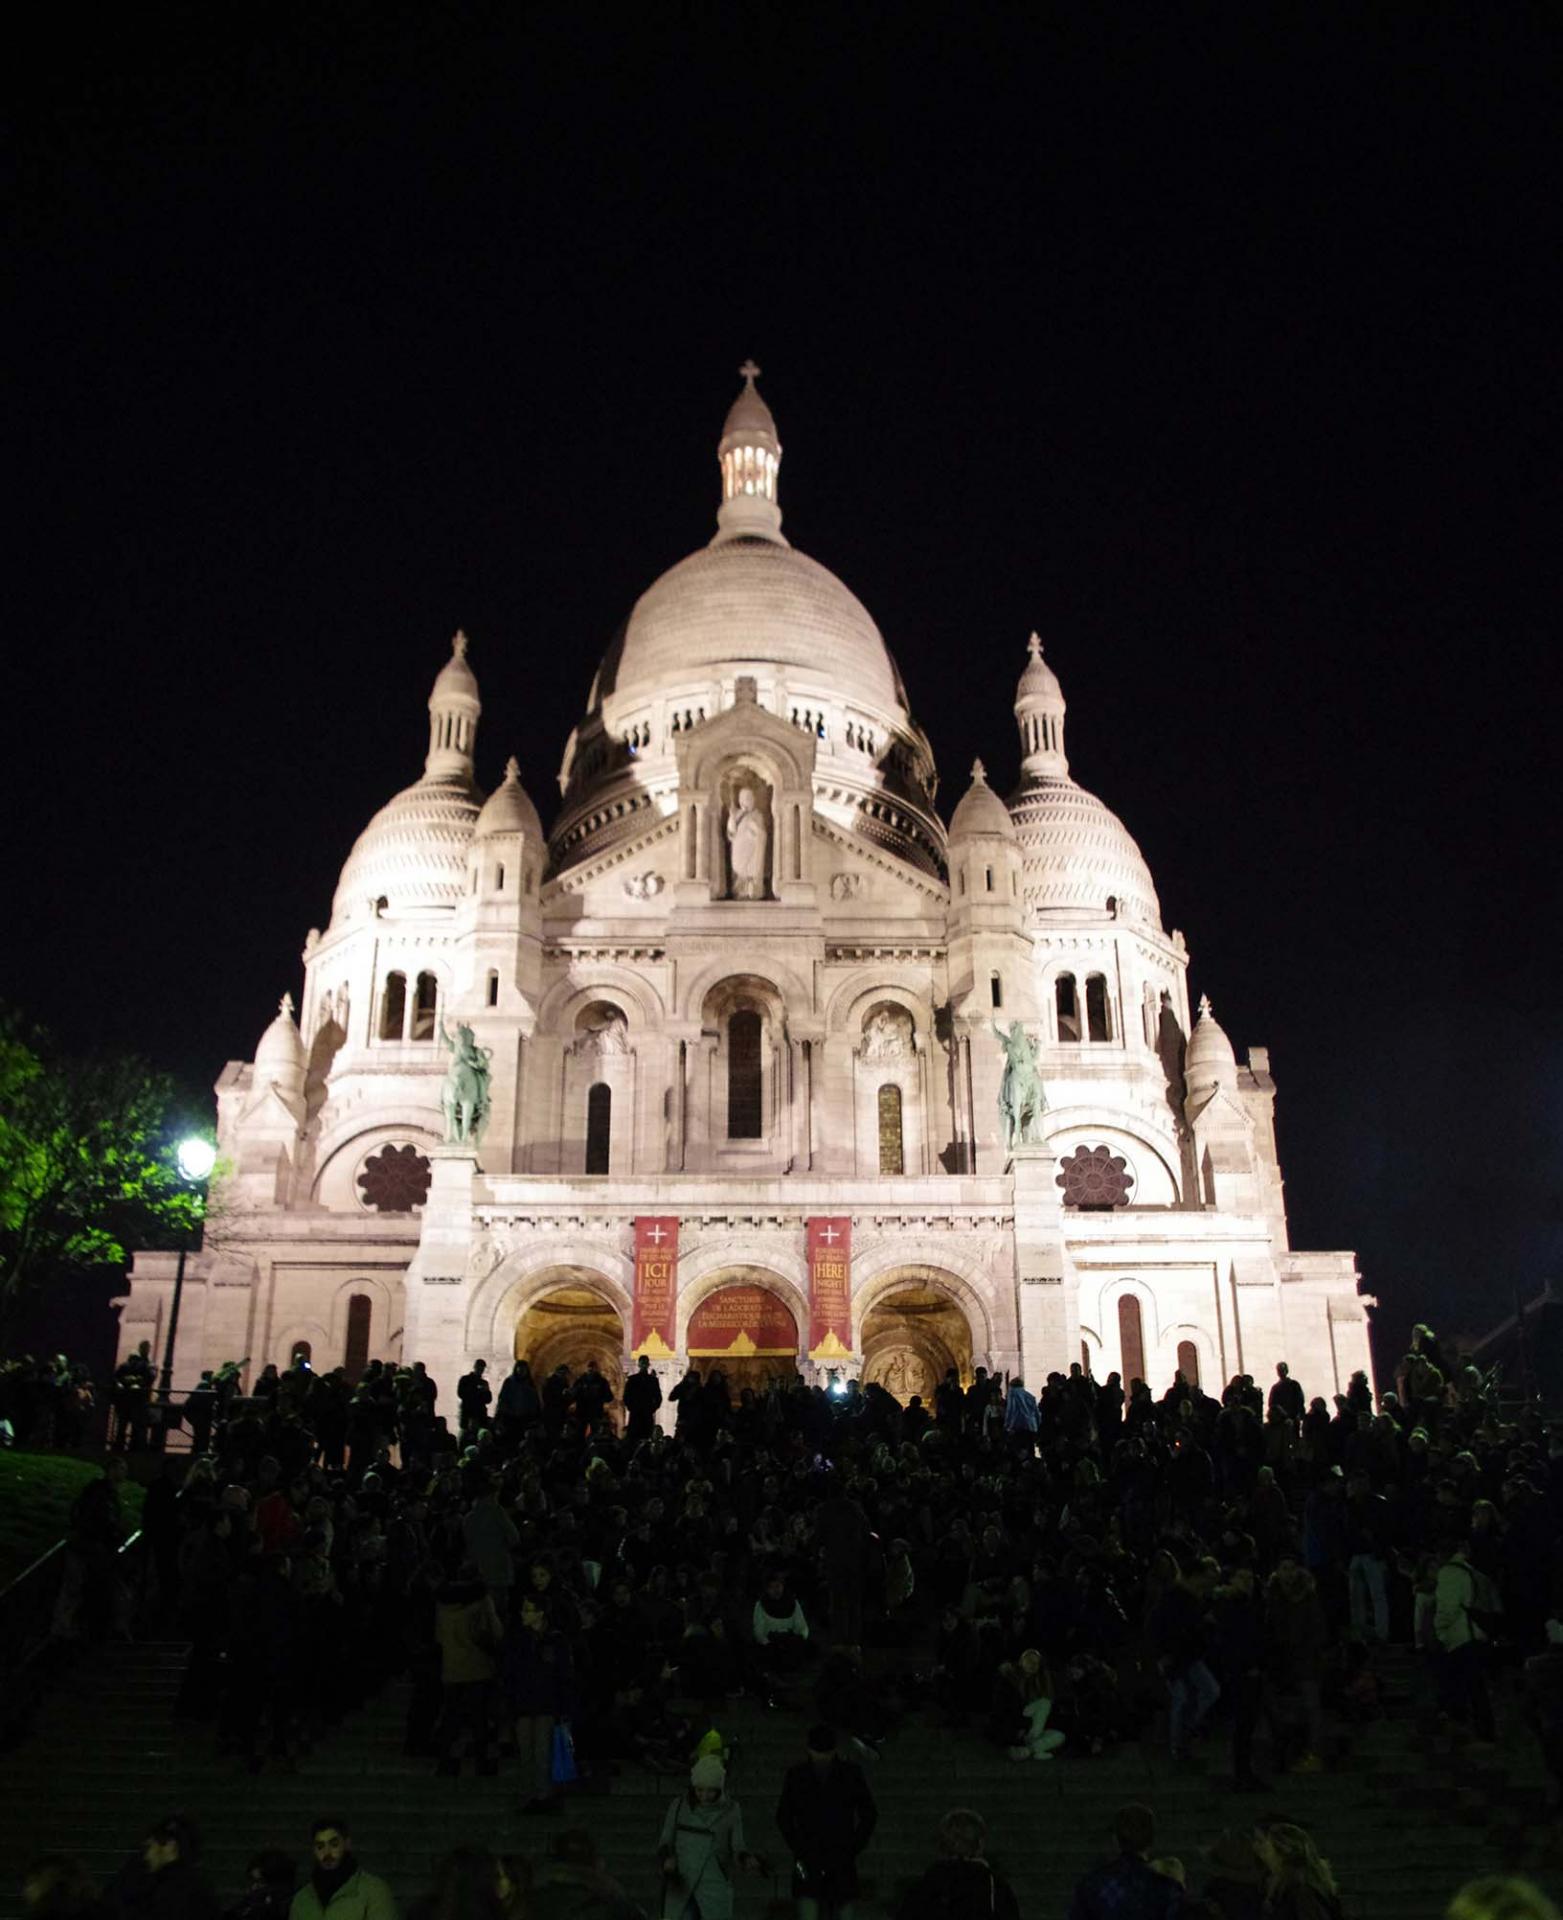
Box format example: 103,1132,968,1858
598,539,908,719
331,776,481,922
1007,775,1161,926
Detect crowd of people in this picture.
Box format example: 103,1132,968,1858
17,1320,1563,1917
0,1350,99,1451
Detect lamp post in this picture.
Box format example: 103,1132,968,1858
156,1137,216,1416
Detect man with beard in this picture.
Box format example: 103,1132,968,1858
287,1820,396,1920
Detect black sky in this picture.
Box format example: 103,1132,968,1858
7,5,1561,1366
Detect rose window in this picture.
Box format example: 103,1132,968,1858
357,1143,432,1213
1056,1143,1134,1210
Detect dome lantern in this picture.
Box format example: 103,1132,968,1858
253,992,306,1102
1015,632,1067,778
1185,993,1239,1094
425,631,481,781
713,360,787,548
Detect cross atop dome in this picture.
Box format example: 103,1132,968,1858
714,361,786,547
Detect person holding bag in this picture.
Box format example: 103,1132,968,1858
501,1594,576,1814
655,1754,760,1920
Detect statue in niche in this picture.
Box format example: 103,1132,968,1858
573,1008,629,1057
725,785,770,899
862,1006,913,1062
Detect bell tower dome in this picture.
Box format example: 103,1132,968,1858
714,359,786,546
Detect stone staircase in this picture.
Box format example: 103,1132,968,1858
0,1642,1559,1918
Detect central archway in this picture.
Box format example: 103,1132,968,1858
686,1276,799,1399
513,1272,625,1404
860,1281,974,1405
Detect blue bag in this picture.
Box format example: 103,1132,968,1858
549,1719,578,1785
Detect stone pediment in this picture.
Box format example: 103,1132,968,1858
673,680,818,791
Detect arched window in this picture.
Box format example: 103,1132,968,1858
727,1009,763,1139
379,971,406,1040
494,864,506,892
990,971,1003,1009
1117,1295,1146,1389
984,866,994,892
1086,973,1112,1042
585,1082,612,1173
877,1084,904,1175
411,971,439,1041
485,970,499,1007
1176,1339,1200,1388
1056,972,1080,1042
344,1294,372,1381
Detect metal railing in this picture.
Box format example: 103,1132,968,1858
0,1526,147,1746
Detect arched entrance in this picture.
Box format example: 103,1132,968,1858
687,1279,799,1399
513,1274,625,1403
861,1282,974,1406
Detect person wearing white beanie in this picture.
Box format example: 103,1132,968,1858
654,1752,761,1919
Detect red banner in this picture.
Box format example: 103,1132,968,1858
687,1285,798,1358
807,1216,853,1361
632,1217,677,1359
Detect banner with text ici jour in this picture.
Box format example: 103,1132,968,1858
632,1216,677,1361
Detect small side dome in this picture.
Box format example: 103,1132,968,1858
475,757,543,840
949,759,1017,840
1184,994,1239,1091
253,993,306,1096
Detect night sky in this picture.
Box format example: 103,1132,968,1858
8,7,1560,1368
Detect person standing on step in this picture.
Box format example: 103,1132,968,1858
288,1821,397,1920
433,1563,503,1776
1067,1804,1181,1920
503,1590,576,1814
495,1360,541,1444
775,1723,877,1920
623,1354,663,1445
456,1359,492,1445
897,1809,1020,1920
655,1752,762,1920
815,1477,871,1651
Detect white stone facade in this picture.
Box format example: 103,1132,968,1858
121,369,1374,1409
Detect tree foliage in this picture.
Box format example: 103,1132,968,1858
0,1007,206,1330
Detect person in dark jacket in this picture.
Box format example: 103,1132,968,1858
502,1594,576,1813
495,1363,540,1442
774,1724,877,1917
111,1817,219,1920
621,1356,663,1444
897,1809,1020,1920
1068,1805,1181,1920
1200,1830,1266,1920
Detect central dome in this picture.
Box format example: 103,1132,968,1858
595,537,908,718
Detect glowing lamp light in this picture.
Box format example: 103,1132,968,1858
829,1377,849,1398
177,1138,216,1182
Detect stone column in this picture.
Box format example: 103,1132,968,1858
402,1147,480,1399
1010,1144,1078,1383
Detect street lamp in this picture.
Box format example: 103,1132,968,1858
157,1136,216,1416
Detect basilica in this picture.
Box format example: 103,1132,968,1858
120,368,1374,1412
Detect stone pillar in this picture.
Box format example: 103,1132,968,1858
1010,1144,1078,1383
402,1147,480,1402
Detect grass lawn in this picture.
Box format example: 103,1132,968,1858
0,1452,146,1589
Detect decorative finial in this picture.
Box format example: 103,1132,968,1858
738,358,761,384
971,758,987,783
279,992,295,1018
503,755,520,781
452,629,469,658
1198,994,1212,1019
1027,631,1043,660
